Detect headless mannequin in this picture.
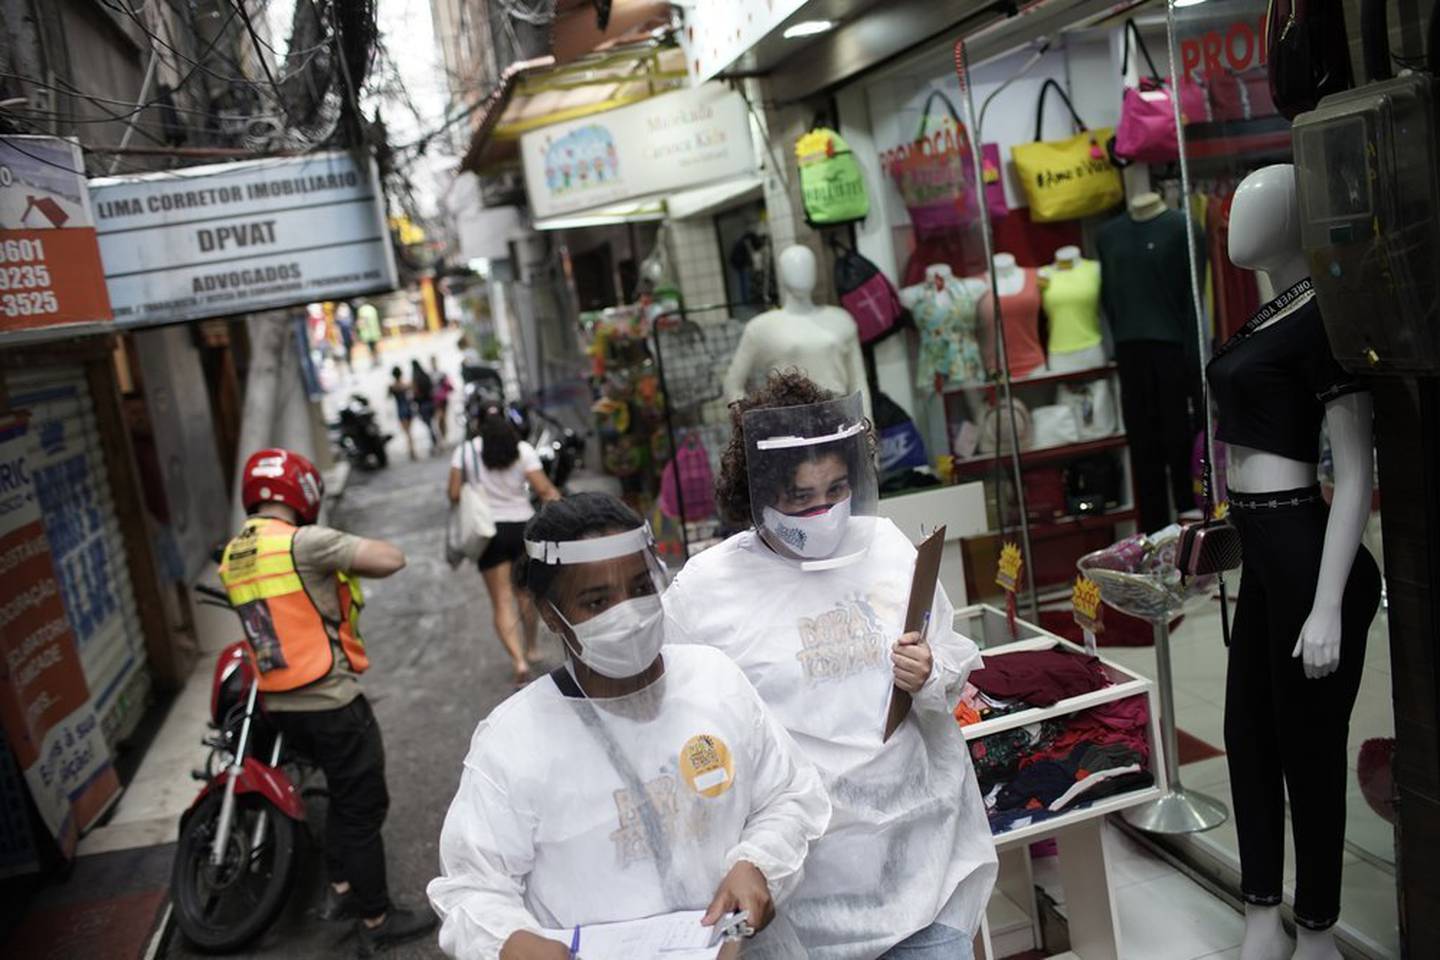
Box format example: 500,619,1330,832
1129,190,1167,222
900,263,987,391
725,245,871,415
973,253,1045,380
1222,165,1375,960
1040,244,1108,373
989,253,1024,296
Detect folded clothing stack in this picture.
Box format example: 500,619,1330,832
969,694,1154,833
967,648,1112,708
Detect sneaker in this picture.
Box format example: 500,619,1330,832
355,904,439,956
316,885,358,921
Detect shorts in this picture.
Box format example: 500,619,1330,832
477,521,528,571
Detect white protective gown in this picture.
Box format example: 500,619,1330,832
427,645,832,960
664,518,998,959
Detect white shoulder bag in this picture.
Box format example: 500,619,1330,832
445,440,497,568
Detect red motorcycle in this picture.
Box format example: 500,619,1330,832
170,584,309,951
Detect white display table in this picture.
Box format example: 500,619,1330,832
955,606,1166,960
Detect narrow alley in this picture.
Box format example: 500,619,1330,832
164,414,563,960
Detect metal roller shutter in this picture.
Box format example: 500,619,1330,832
5,365,150,747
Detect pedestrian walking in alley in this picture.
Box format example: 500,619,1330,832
448,408,560,686
357,299,383,367
337,301,357,374
390,366,419,461
427,493,831,960
411,359,440,452
430,356,454,444
219,449,438,956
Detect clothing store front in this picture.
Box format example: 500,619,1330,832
679,0,1427,955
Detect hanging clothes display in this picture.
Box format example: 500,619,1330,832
912,270,985,391
978,268,1046,379
1041,259,1104,360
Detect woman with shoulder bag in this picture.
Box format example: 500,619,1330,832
449,408,561,686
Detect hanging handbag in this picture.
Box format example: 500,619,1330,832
445,440,496,568
659,432,715,521
980,142,1009,220
886,89,980,234
1114,20,1207,164
1056,378,1118,440
1266,0,1355,120
833,242,906,344
1011,79,1124,223
796,126,870,226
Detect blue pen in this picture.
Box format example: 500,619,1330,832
920,609,931,641
569,925,580,959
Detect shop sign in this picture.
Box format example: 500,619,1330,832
1172,0,1279,125
520,84,755,221
89,150,398,328
679,0,810,84
0,137,112,342
0,413,120,857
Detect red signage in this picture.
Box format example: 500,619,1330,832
0,136,112,339
0,413,119,856
1178,15,1270,80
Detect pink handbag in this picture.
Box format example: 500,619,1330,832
886,89,980,235
1114,20,1208,164
659,433,715,521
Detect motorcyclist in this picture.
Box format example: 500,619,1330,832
219,448,437,954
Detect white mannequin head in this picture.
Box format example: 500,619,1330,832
777,245,817,311
1229,164,1307,290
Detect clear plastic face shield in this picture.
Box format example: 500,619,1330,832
524,525,671,682
743,392,879,571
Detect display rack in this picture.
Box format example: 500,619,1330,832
944,363,1137,604
957,605,1165,960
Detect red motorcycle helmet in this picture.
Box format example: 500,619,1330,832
241,448,324,524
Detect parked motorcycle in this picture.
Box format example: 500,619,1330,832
330,394,390,470
529,407,584,493
170,584,309,951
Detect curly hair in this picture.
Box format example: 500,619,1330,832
714,369,874,526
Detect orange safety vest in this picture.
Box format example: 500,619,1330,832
218,517,369,692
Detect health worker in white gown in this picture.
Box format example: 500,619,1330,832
428,493,831,960
664,375,997,960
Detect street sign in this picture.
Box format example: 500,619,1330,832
0,136,113,343
89,150,398,328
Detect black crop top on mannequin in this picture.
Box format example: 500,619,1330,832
1206,288,1362,464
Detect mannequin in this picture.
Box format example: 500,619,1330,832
1039,244,1107,373
974,253,1046,380
1208,165,1381,960
899,263,986,391
1097,192,1205,532
724,245,871,415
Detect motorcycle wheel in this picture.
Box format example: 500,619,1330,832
171,790,299,952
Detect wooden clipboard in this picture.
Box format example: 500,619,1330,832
884,525,946,741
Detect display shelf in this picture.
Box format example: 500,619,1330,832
951,434,1128,477
954,612,1166,848
1026,507,1137,542
943,363,1118,397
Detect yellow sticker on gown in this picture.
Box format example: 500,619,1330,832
679,734,734,798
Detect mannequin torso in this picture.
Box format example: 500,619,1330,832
900,263,986,390
974,254,1045,379
1039,244,1105,364
724,245,871,414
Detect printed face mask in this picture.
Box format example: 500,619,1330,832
761,496,853,560
554,594,665,679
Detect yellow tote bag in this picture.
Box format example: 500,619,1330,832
1012,79,1124,223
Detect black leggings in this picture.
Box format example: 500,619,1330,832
1224,486,1381,930
1116,340,1198,532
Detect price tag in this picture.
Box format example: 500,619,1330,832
995,542,1023,640
1072,576,1104,656
995,542,1022,594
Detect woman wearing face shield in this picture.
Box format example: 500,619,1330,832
664,372,997,960
428,493,831,960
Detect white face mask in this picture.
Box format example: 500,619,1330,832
554,593,665,680
761,496,852,560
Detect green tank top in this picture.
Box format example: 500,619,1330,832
1042,259,1103,355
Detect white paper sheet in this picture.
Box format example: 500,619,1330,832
537,910,723,959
